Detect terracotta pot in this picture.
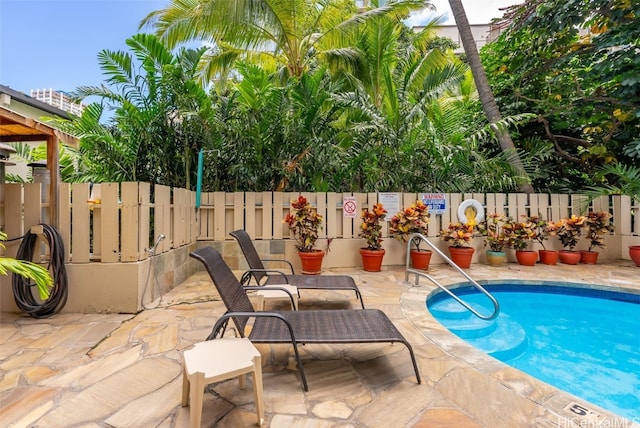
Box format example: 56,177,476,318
630,246,640,267
448,246,474,269
515,250,538,266
486,250,506,267
558,250,581,265
298,249,325,275
539,250,559,265
410,249,432,270
580,251,599,264
360,248,385,272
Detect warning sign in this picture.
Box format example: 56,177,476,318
343,197,358,218
421,193,446,215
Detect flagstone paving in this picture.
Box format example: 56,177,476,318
1,259,639,427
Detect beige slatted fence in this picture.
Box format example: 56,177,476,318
1,185,639,264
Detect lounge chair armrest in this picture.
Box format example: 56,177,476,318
240,268,290,285
244,286,298,309
261,258,295,274
208,311,297,342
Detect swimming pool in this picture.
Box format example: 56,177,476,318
427,282,640,421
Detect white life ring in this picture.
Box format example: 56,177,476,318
457,199,485,226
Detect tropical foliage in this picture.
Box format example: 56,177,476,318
389,200,430,250
283,195,324,252
30,0,636,197
0,231,52,300
141,0,429,84
359,203,387,250
556,215,587,251
584,211,614,252
502,215,539,251
481,0,640,193
477,213,509,252
439,222,475,248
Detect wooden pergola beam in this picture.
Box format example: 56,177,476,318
0,105,78,228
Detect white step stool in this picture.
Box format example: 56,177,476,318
182,338,264,427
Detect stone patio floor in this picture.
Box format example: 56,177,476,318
1,259,639,427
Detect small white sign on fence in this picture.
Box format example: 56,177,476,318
343,196,358,218
379,192,401,220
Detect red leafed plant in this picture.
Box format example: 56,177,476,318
283,195,324,252
359,203,387,250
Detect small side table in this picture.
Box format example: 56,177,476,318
255,284,299,310
182,338,264,427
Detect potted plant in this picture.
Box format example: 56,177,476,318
581,211,614,264
631,245,640,267
556,214,586,265
439,222,476,268
389,200,432,269
477,213,509,266
503,215,539,266
359,203,387,272
528,215,561,265
283,195,325,274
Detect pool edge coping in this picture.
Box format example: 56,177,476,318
401,279,640,427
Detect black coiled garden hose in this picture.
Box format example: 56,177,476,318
12,224,68,318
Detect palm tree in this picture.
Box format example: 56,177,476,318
140,0,429,85
63,34,213,188
447,0,534,193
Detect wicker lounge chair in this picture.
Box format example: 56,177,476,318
230,230,365,309
190,247,421,391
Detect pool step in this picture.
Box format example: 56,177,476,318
430,304,528,361
468,315,528,361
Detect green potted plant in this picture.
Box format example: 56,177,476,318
389,200,432,269
503,216,539,266
283,195,325,274
556,215,586,265
477,213,509,267
581,211,614,264
359,203,387,272
438,222,476,268
527,215,561,265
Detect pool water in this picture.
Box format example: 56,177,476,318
427,283,640,421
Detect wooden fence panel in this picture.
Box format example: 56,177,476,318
244,192,256,238
176,187,189,247
200,192,213,240
138,182,151,257
188,190,197,244
260,192,272,239
120,182,139,261
571,194,589,215
484,193,497,215
233,192,244,234
58,183,71,262
550,194,563,221
155,185,171,250
23,183,42,232
3,184,23,256
591,195,608,213
273,192,284,239
99,183,119,263
212,192,225,241
71,183,90,263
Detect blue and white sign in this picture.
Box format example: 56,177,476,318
421,193,446,215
